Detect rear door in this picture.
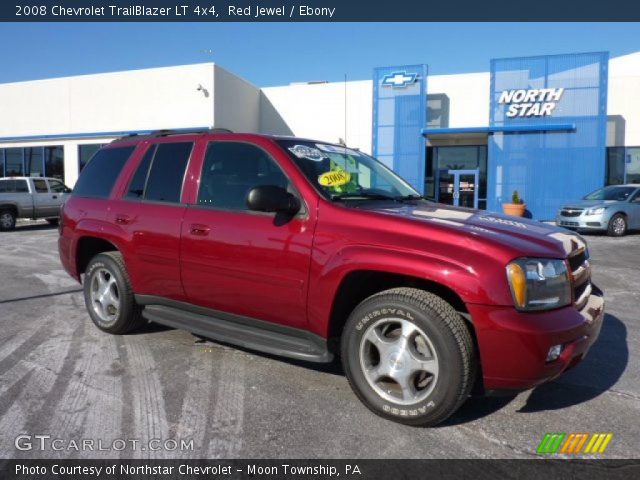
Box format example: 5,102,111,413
107,140,195,301
31,178,58,217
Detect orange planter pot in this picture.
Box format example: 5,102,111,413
502,203,526,217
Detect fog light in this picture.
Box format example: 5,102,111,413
546,344,563,362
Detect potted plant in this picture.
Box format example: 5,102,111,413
502,190,526,217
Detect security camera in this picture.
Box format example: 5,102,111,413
196,84,209,97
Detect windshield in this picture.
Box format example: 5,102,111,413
584,186,636,201
276,140,420,201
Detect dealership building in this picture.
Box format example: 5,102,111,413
1,51,639,220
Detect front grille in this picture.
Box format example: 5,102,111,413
568,248,591,310
560,208,583,217
560,221,579,227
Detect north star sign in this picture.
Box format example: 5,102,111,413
382,71,418,88
499,88,565,118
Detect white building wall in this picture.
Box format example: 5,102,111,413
261,80,373,154
608,52,640,147
0,63,215,138
213,65,260,133
428,72,490,128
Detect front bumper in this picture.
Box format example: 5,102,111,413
556,213,608,230
468,285,605,392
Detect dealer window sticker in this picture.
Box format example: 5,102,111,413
318,170,351,187
288,145,327,162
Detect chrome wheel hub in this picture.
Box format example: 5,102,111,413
359,318,439,405
89,268,120,324
613,217,625,235
0,213,13,228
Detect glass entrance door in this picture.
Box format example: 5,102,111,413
437,169,479,209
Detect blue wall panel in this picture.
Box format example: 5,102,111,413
487,52,609,220
372,65,428,193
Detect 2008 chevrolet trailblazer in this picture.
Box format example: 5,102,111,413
58,129,604,426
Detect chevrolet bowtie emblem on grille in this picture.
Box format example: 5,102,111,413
381,71,417,88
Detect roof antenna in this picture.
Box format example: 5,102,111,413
337,75,348,148
343,73,347,148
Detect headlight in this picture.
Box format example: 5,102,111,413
585,207,606,215
506,258,571,311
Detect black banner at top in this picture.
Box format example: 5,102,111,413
3,0,640,22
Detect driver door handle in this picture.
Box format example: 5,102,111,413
115,214,133,225
190,224,210,236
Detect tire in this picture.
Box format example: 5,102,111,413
0,210,16,231
83,252,144,334
46,218,59,226
341,287,475,427
607,213,627,237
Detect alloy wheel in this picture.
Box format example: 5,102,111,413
359,317,439,405
89,268,120,324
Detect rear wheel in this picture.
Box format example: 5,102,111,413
83,252,144,334
607,213,627,237
341,287,475,426
0,210,16,231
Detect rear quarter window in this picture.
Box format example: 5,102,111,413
143,142,193,203
72,146,135,198
0,179,30,193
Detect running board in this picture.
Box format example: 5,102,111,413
136,296,333,363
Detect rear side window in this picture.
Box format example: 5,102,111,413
14,180,29,193
33,179,48,193
126,145,156,200
0,180,13,193
143,142,192,203
73,146,135,198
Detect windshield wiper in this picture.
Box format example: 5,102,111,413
331,192,423,203
394,194,423,202
331,192,398,202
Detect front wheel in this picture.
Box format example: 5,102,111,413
83,252,144,334
607,213,627,237
0,210,16,231
341,287,475,426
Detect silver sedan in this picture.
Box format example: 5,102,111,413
556,184,640,236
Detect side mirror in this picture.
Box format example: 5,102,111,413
246,185,301,215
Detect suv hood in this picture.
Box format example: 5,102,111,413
362,201,585,258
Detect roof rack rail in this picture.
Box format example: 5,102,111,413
112,127,233,143
150,127,234,136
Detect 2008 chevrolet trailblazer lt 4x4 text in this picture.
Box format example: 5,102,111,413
58,129,604,426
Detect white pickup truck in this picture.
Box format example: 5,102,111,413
0,177,72,231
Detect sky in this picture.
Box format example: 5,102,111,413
1,22,639,86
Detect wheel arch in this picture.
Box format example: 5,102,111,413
75,236,120,278
326,268,484,394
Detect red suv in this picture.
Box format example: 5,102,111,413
59,129,604,426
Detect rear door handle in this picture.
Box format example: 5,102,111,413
52,195,58,199
115,214,133,225
190,224,210,236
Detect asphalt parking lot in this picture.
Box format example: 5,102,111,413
0,221,638,459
